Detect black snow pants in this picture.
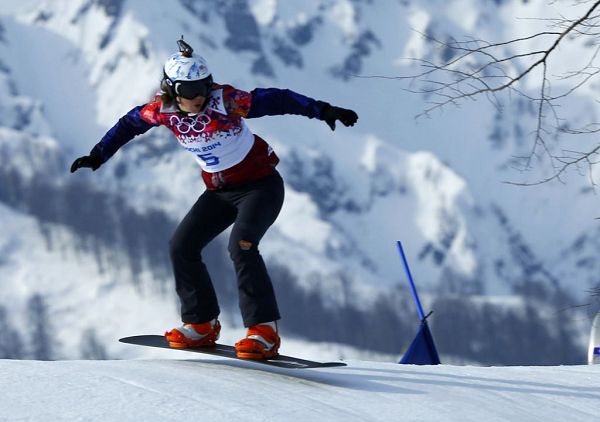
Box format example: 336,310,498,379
169,171,284,327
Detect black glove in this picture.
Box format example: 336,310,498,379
320,104,358,131
70,154,102,173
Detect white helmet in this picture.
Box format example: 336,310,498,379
162,38,213,99
163,52,211,82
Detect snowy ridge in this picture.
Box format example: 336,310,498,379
0,202,177,359
4,0,598,294
1,358,599,422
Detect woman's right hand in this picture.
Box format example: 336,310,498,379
70,155,102,173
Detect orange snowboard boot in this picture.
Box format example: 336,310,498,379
165,319,221,348
235,322,280,359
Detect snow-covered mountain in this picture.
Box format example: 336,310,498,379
0,0,597,364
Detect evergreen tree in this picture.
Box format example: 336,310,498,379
26,294,57,360
0,305,25,359
80,328,108,360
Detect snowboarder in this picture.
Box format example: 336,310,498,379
70,38,358,359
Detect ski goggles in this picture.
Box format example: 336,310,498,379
174,77,213,99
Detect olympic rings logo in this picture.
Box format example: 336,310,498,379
168,114,211,134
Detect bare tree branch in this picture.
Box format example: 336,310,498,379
354,0,600,186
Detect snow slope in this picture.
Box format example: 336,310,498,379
1,357,599,422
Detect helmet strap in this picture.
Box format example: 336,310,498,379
161,71,176,97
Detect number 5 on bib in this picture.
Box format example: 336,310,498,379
197,153,220,167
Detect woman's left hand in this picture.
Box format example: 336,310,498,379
321,104,358,131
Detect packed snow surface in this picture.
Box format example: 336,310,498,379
1,356,599,422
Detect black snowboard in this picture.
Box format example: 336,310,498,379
119,335,347,369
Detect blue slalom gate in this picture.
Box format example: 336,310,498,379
397,241,441,365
